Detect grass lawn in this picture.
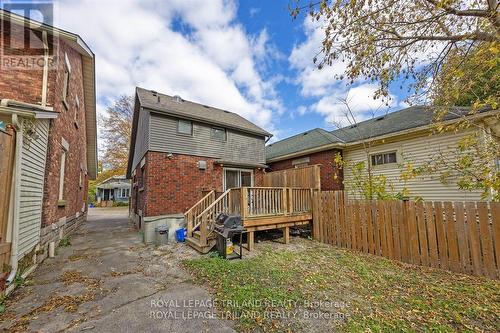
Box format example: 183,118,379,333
183,240,499,332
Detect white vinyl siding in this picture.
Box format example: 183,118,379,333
18,119,49,258
343,129,484,202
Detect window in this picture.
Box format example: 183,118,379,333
371,151,397,166
223,169,253,190
62,53,71,110
58,138,69,204
74,95,80,128
292,157,310,168
178,120,192,135
211,127,226,141
139,165,145,191
120,188,129,198
79,165,83,188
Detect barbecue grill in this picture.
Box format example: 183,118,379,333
214,213,245,259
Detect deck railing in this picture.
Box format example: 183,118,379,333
243,187,313,218
247,187,285,216
189,187,315,247
184,190,215,237
194,188,238,246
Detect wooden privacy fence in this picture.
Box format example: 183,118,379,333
263,165,321,189
313,191,500,279
0,126,15,271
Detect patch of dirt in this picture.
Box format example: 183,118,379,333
104,267,144,278
60,270,100,289
68,254,93,261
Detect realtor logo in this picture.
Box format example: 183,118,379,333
0,0,58,70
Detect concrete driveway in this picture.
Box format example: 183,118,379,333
0,207,235,333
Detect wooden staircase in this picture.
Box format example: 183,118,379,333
184,188,241,253
184,187,314,253
185,231,217,254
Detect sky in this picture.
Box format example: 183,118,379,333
11,0,410,142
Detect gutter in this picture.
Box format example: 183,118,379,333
0,99,54,112
267,142,344,163
0,9,93,58
6,114,22,285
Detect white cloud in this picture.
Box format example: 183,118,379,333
312,84,397,127
289,17,342,97
54,0,281,132
290,17,398,126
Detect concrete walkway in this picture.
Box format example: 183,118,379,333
0,208,235,333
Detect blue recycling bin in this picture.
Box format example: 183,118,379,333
176,228,186,242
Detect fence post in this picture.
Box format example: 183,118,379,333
240,187,248,219
200,212,207,247
312,190,321,240
281,188,288,215
186,211,193,237
314,165,321,190
287,188,293,214
400,197,410,263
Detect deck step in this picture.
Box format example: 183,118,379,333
192,230,216,240
186,237,216,254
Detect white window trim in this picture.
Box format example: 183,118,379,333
211,127,227,141
65,53,72,73
177,119,193,135
292,156,310,166
370,150,398,167
59,138,69,201
223,167,254,191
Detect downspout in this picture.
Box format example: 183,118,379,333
6,114,22,284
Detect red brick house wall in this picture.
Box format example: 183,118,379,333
132,151,265,217
1,24,89,226
0,22,56,105
41,39,89,226
267,149,344,191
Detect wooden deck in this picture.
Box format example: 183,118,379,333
184,187,314,253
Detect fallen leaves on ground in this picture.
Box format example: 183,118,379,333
184,240,500,333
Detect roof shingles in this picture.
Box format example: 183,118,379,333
266,106,475,160
136,87,271,137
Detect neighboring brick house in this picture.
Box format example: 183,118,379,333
0,10,96,291
127,88,271,232
266,129,344,191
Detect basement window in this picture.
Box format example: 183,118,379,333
371,151,397,166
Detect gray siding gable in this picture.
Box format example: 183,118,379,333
148,112,265,164
131,107,150,170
